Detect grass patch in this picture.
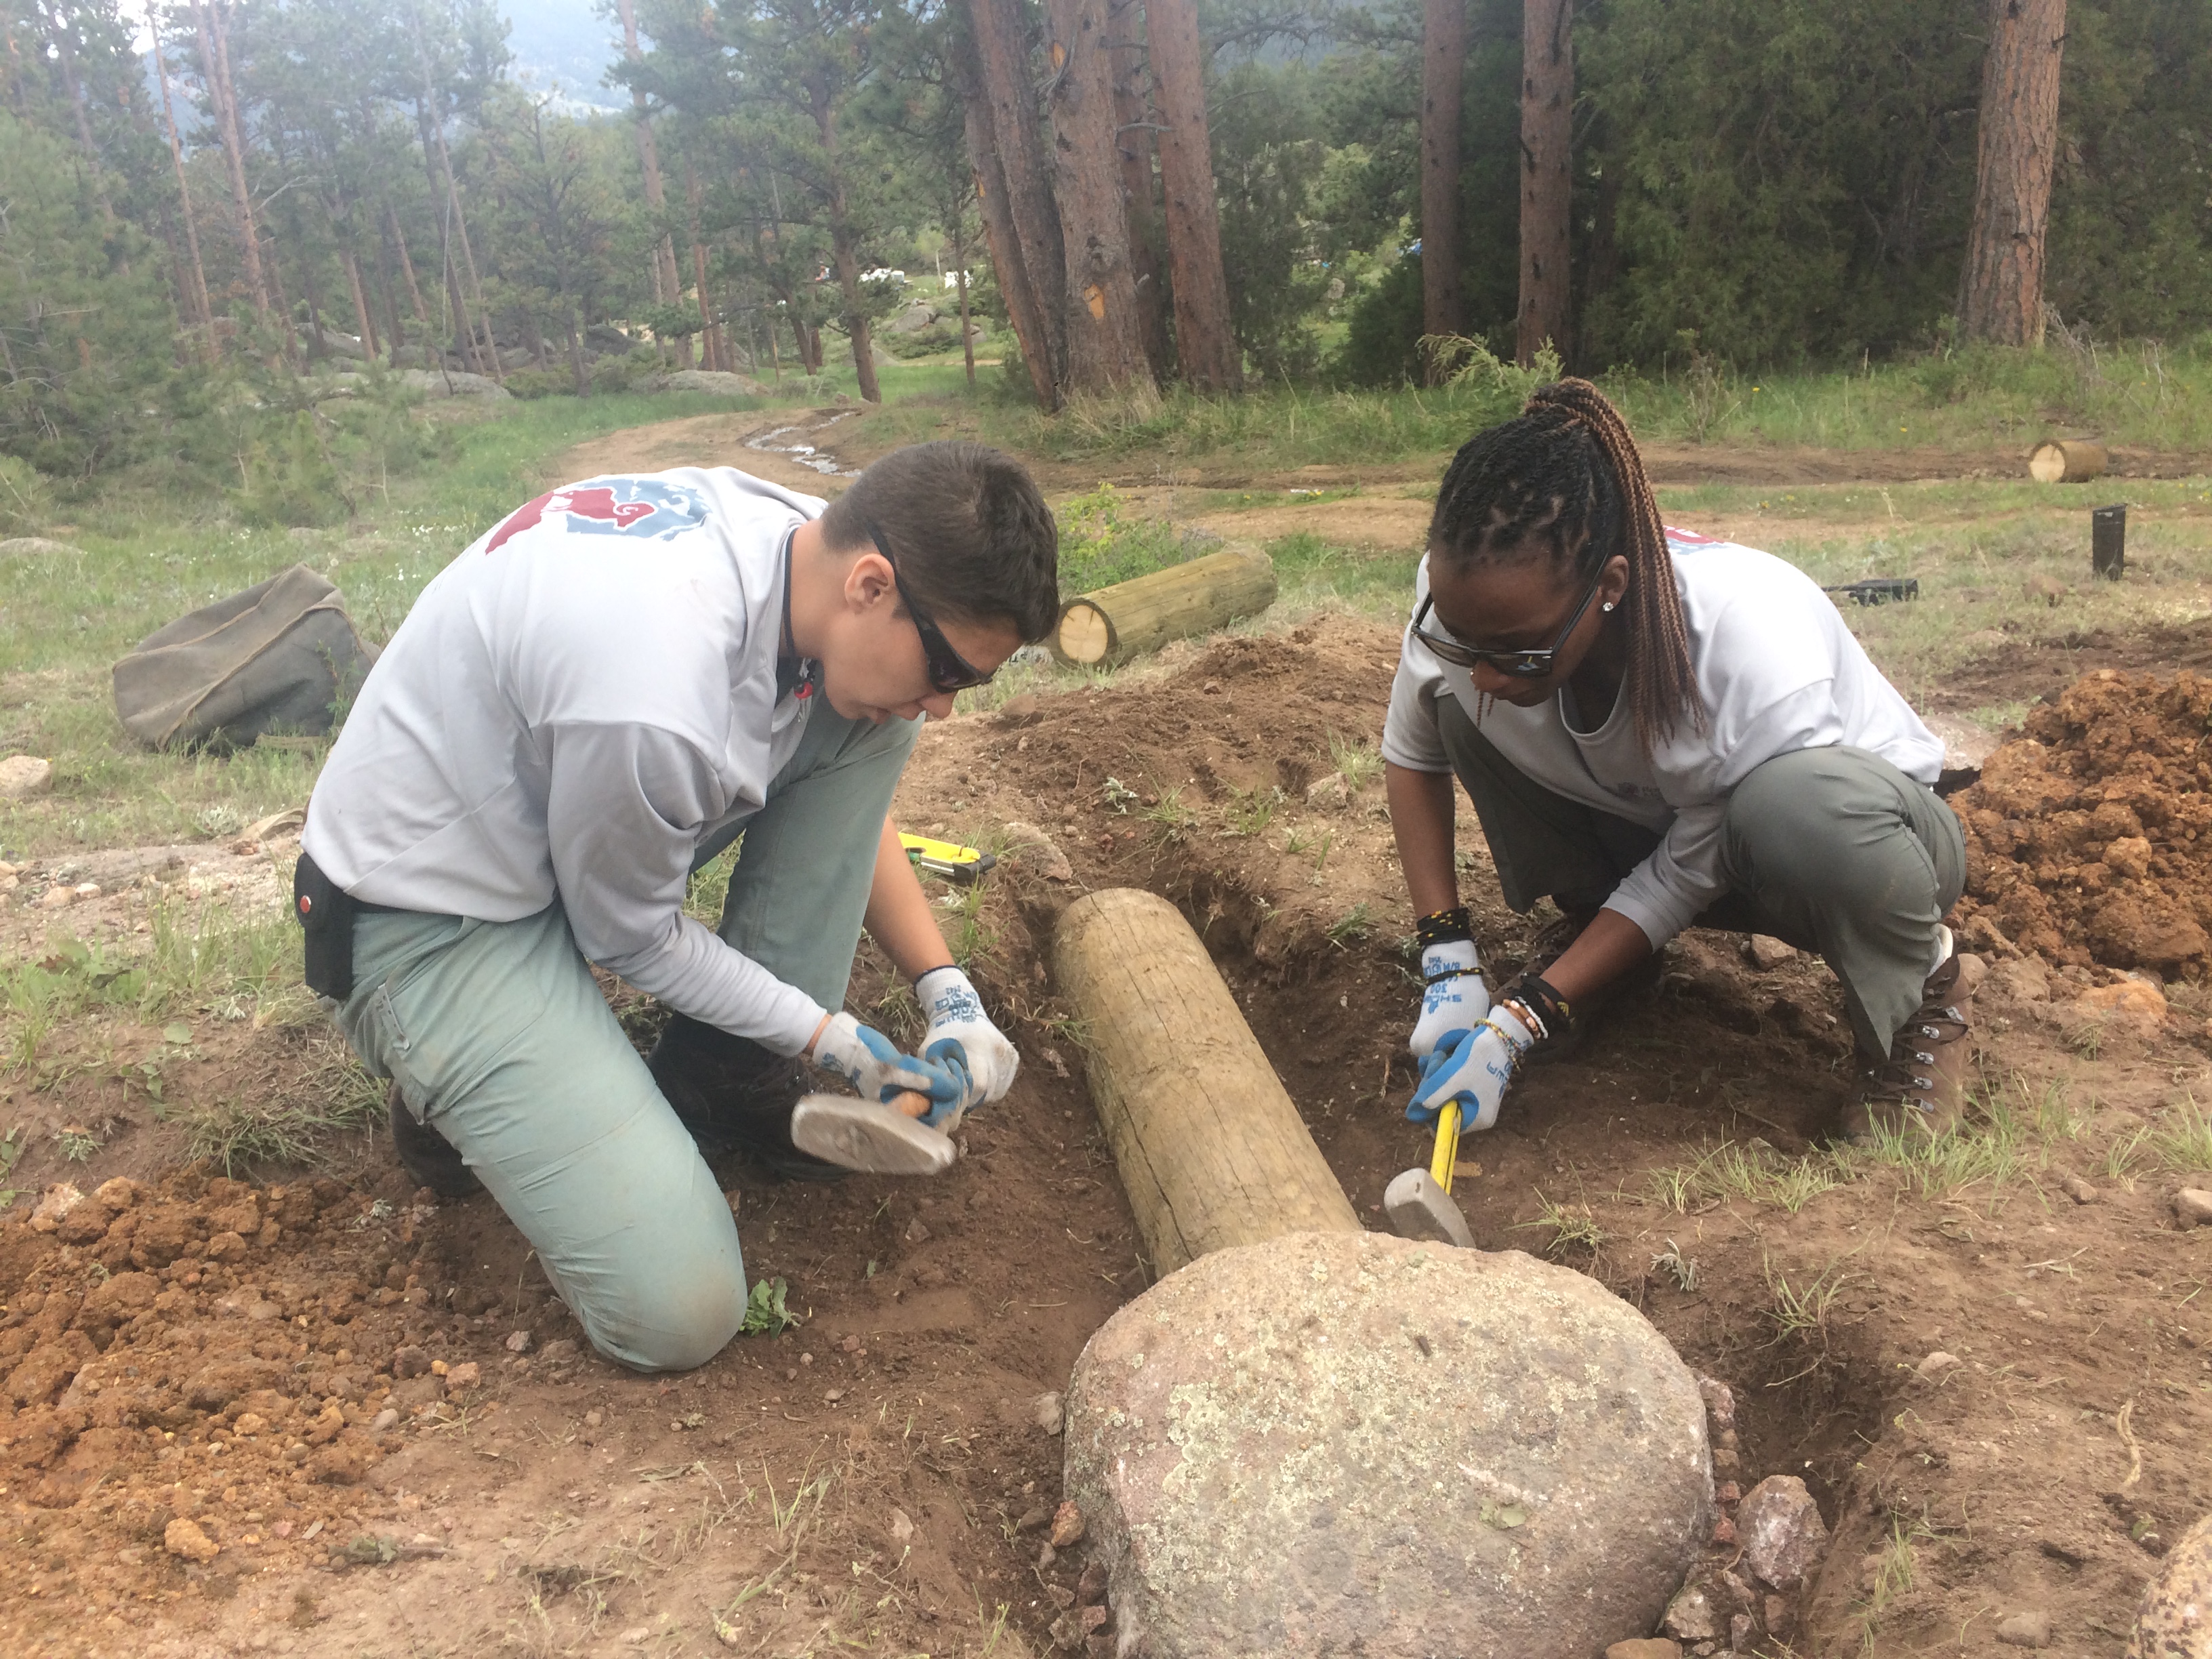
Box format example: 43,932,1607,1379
171,1046,384,1176
2148,1096,2212,1173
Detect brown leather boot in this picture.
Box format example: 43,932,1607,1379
1840,941,1974,1144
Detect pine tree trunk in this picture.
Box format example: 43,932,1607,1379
964,0,1069,396
1146,0,1240,391
1959,0,2067,346
196,0,271,321
341,241,378,359
1046,0,1155,394
1420,0,1466,358
385,197,428,325
683,161,726,373
1517,0,1572,366
153,34,215,354
957,52,1057,407
812,84,882,403
435,120,502,380
617,0,687,323
1109,0,1172,381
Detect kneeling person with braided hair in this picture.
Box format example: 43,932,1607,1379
298,442,1056,1372
1384,381,1966,1145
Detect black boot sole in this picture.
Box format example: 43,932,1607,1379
389,1083,482,1199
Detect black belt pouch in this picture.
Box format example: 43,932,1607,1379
293,850,361,1000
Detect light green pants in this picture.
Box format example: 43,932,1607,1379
332,705,921,1371
1438,701,1965,1059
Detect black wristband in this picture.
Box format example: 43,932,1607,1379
1500,970,1572,1045
1416,905,1474,950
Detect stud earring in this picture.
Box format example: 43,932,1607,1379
1601,600,1616,613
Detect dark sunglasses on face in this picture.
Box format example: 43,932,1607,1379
1410,568,1607,680
867,523,994,693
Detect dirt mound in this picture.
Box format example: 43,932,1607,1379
1954,668,2212,974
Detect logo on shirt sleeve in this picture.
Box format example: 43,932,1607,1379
484,476,710,554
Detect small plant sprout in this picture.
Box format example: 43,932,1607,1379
1650,1240,1698,1291
741,1276,799,1336
1223,783,1283,837
1326,730,1385,794
1516,1192,1604,1258
1101,777,1139,815
1325,903,1374,948
56,1124,99,1162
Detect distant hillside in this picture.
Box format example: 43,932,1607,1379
504,0,624,110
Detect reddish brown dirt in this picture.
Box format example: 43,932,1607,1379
1,617,2208,1657
1956,670,2212,977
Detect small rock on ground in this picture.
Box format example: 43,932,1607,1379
164,1517,220,1561
2128,1513,2212,1659
0,755,54,799
2175,1189,2212,1229
0,537,75,558
1914,1351,1962,1386
1744,935,1797,969
2062,1175,2100,1204
1738,1475,1828,1591
1994,1608,2052,1647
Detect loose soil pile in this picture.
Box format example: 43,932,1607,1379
1,617,2207,1658
1955,669,2212,975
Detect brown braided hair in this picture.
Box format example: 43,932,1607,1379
1427,377,1704,752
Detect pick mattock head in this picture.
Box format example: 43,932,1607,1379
790,1094,957,1176
1384,1168,1475,1248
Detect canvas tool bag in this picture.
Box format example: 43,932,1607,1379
112,563,375,752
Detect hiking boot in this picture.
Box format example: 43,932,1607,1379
1839,937,1974,1145
389,1082,481,1199
645,1013,848,1182
1511,907,1662,1065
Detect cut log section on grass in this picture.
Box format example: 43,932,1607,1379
1050,547,1277,668
2029,439,2107,483
1052,888,1359,1275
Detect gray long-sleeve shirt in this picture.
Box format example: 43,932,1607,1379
303,468,834,1054
1382,529,1944,949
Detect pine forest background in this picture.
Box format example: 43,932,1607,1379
1,0,2208,510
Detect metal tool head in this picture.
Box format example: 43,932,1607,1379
1384,1167,1476,1248
790,1094,958,1176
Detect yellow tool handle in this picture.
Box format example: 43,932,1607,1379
899,832,996,886
1429,1102,1462,1193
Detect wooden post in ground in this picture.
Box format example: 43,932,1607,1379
1053,888,1361,1277
1048,547,1276,667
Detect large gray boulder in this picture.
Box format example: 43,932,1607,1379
393,367,511,401
642,369,764,397
1063,1232,1712,1659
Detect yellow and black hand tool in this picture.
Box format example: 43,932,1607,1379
900,832,996,886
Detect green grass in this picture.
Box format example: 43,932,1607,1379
839,337,2212,475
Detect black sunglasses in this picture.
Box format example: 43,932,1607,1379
868,523,993,694
1411,569,1607,679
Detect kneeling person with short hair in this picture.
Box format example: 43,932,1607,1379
298,442,1057,1371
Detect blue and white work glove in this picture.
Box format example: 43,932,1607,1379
1409,905,1490,1059
1411,939,1490,1059
914,965,1019,1130
1407,1005,1536,1133
811,1012,964,1118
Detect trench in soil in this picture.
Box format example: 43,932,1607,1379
2,615,2207,1658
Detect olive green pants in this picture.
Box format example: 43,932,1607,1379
330,705,921,1372
1437,701,1965,1059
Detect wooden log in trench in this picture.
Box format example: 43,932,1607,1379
1050,546,1277,667
1052,887,1361,1277
2028,438,2107,483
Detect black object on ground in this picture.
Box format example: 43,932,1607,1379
1824,577,1920,606
2093,504,2127,580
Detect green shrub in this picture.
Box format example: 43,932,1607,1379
0,455,55,533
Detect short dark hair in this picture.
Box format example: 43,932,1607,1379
819,441,1060,642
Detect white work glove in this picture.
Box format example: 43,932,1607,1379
1410,939,1490,1059
915,965,1019,1130
1407,1005,1535,1134
811,1012,963,1117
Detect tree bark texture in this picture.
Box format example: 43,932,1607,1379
960,85,1057,407
1046,0,1155,392
1108,0,1172,381
964,0,1068,400
1420,0,1466,355
1051,547,1277,665
811,83,882,403
683,159,727,373
617,0,687,332
1146,0,1240,391
152,34,214,351
1517,0,1573,366
1052,888,1361,1277
1959,0,2067,346
195,0,270,320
